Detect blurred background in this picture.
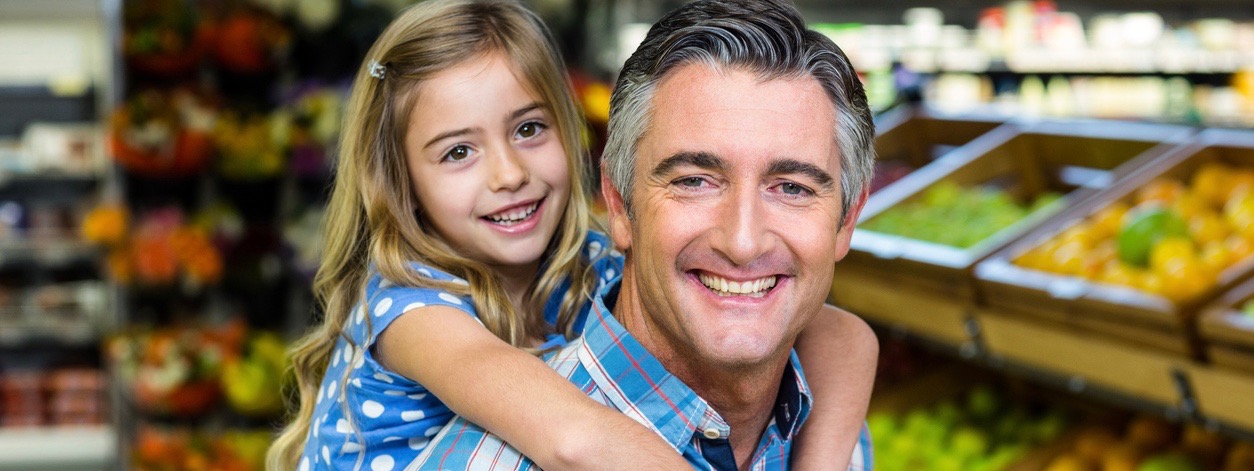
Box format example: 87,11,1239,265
1,0,1254,470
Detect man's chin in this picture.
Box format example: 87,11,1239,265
693,331,789,369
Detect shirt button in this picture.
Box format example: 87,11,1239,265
702,428,721,439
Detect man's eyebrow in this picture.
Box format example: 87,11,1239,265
651,151,729,177
767,158,835,190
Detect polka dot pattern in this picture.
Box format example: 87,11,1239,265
437,292,462,305
300,233,616,469
362,400,384,418
408,437,429,450
371,455,396,471
374,298,393,317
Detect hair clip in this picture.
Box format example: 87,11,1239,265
368,60,387,80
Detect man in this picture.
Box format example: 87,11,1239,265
409,0,876,469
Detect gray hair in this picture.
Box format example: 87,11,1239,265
602,0,875,221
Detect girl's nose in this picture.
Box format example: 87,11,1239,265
488,148,529,192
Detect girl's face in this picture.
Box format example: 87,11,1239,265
405,52,570,273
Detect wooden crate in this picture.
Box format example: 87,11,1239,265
975,129,1254,357
1198,276,1254,375
832,120,1193,341
873,106,1005,168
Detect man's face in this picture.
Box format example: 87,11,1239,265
605,63,866,370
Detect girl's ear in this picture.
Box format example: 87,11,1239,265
600,173,632,251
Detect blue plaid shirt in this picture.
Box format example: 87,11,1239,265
406,280,873,470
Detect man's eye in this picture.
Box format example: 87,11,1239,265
516,121,546,139
678,177,706,188
443,145,471,162
779,182,811,196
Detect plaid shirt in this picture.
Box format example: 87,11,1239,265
406,281,873,471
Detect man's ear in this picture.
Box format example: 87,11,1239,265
833,188,870,262
601,173,633,251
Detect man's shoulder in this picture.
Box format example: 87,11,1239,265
406,339,611,470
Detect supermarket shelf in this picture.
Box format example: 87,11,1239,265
869,47,1253,75
0,238,100,270
0,425,115,470
1186,363,1254,432
976,309,1184,408
0,322,100,348
830,273,975,348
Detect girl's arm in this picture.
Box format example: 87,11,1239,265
791,304,879,470
377,305,689,470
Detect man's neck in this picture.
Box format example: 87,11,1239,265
614,272,789,470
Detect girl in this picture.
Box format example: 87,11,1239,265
267,1,877,470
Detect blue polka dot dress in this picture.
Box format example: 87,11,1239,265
299,231,621,470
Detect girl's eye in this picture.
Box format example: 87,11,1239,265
515,121,546,139
778,182,812,196
443,145,472,162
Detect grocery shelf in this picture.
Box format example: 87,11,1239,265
1186,363,1254,432
0,238,100,269
897,49,1254,75
832,277,975,348
976,309,1184,408
0,425,115,470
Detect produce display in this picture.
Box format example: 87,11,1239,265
83,205,224,288
134,426,271,471
860,180,1062,249
106,319,288,419
1014,164,1254,303
1043,416,1254,471
867,385,1071,471
108,90,217,177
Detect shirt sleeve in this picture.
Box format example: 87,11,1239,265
406,416,539,470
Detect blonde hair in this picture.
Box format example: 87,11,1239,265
267,0,597,468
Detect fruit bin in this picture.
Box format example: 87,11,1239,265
975,129,1254,358
831,119,1193,345
867,363,1097,471
1197,275,1254,376
869,105,1006,193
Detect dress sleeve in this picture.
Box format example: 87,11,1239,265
348,269,479,381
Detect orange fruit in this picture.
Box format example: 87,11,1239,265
1059,223,1098,249
1099,262,1139,288
1137,178,1186,206
1091,202,1130,238
1226,235,1254,263
1052,241,1087,275
1160,259,1214,302
1199,242,1233,275
1140,272,1166,295
1222,171,1254,204
1191,162,1233,206
1150,237,1196,275
1171,193,1207,221
1189,212,1231,246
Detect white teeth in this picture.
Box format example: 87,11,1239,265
487,202,539,225
698,273,777,297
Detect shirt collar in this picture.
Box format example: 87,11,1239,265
578,277,813,448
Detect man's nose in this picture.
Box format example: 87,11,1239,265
487,147,529,192
712,185,774,266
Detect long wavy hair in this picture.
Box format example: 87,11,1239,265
267,0,597,468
